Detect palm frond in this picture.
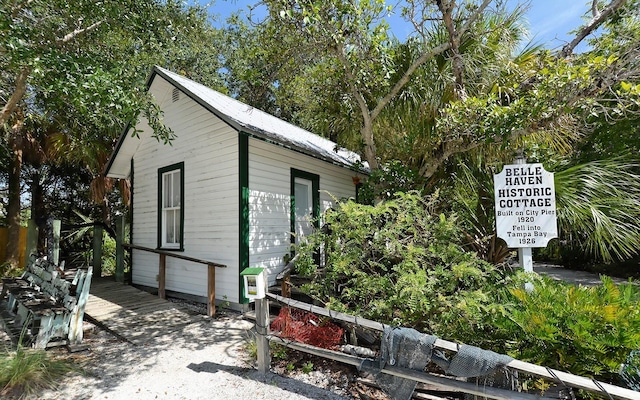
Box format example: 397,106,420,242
555,157,640,262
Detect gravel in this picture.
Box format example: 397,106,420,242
4,312,365,400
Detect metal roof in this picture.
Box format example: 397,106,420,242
105,66,366,178
156,66,364,168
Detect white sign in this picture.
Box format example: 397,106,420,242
494,163,558,248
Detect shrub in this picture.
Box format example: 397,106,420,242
495,273,640,384
294,191,640,389
294,192,504,335
356,161,423,205
0,346,73,398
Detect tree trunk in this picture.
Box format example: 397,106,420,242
0,68,30,127
361,122,379,172
31,170,47,255
6,121,24,269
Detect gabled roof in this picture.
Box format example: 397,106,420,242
105,66,366,178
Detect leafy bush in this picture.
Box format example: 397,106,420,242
356,161,424,205
0,261,22,279
294,192,504,335
552,158,640,264
446,160,512,263
495,273,640,384
294,191,640,389
101,234,117,276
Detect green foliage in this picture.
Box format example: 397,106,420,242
301,361,314,374
294,191,503,334
553,157,640,263
0,262,22,279
243,332,258,360
357,160,423,204
295,192,640,386
0,346,73,398
243,332,288,362
1,0,226,254
445,157,511,263
269,0,395,98
257,0,537,175
494,274,640,386
271,343,289,360
96,233,118,277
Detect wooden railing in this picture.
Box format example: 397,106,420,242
123,244,226,317
257,293,640,400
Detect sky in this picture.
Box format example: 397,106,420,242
200,0,590,51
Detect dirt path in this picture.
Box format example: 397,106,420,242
29,314,355,400
534,263,629,286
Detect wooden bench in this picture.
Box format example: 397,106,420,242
0,257,93,349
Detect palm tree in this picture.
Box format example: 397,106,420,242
554,158,640,264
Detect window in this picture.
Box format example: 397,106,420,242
290,168,320,265
290,168,319,246
158,162,184,250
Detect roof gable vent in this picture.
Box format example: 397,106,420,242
172,87,180,102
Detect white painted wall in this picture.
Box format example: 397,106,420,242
248,138,357,285
128,76,359,304
131,77,241,303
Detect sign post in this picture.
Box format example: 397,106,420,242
494,158,558,284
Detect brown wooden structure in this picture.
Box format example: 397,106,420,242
84,278,208,346
0,227,27,267
123,244,226,317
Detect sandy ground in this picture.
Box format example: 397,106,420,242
3,313,356,400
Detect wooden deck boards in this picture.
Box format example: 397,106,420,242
85,278,207,345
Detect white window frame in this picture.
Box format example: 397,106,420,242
158,162,184,250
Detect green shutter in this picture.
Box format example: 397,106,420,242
290,168,320,247
239,133,250,303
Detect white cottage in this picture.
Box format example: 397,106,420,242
105,66,365,307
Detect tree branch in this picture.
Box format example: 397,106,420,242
438,0,467,100
333,44,379,170
418,96,581,179
0,67,31,127
56,20,104,45
560,0,627,57
370,42,451,121
371,0,492,121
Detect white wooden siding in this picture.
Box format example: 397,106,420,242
131,77,241,303
248,138,357,285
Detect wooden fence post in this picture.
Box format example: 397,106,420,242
115,215,125,283
92,224,102,278
255,297,270,375
52,219,61,266
158,253,166,299
207,263,216,317
281,272,292,298
26,219,37,263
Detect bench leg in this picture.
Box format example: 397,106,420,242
33,313,55,349
7,294,19,314
15,303,31,327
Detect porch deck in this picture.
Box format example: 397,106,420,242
85,278,209,345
